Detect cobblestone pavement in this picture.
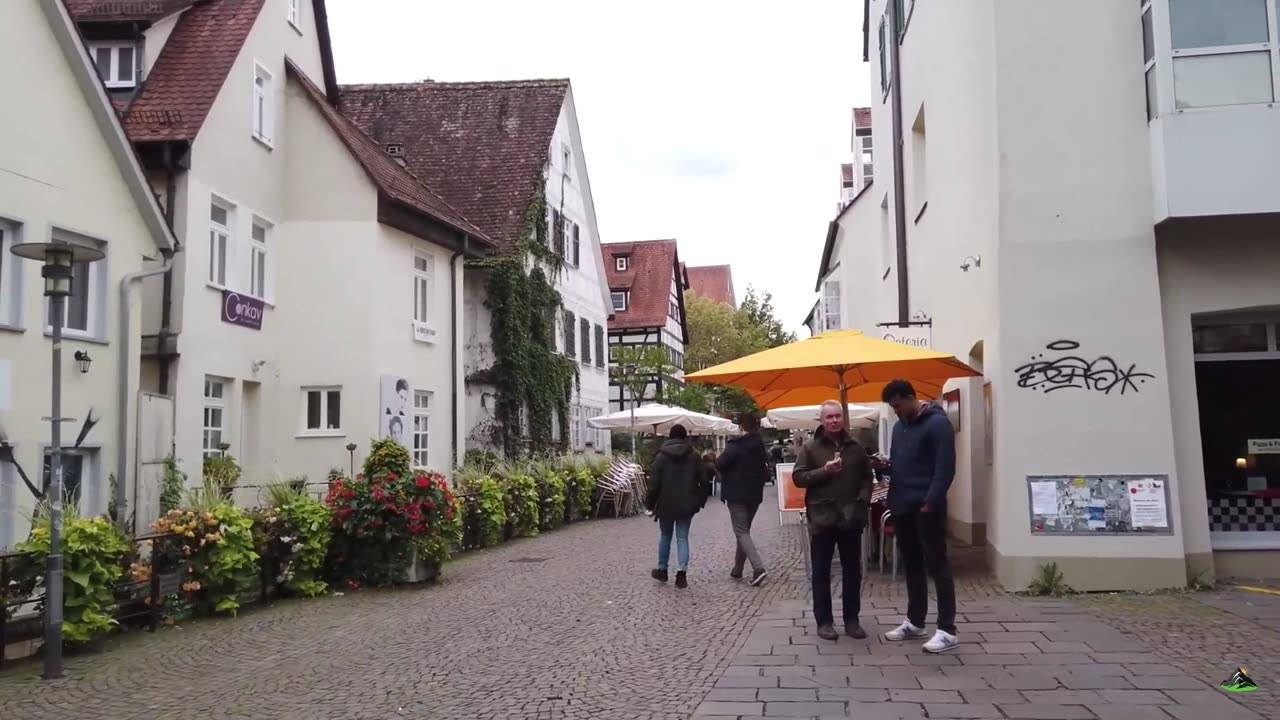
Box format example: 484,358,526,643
0,492,808,720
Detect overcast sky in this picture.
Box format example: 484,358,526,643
327,0,872,334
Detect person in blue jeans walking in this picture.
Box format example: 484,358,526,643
645,424,710,589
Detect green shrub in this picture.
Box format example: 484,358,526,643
152,498,259,616
502,469,540,538
256,485,332,598
535,465,567,531
17,512,131,644
570,466,597,517
160,454,187,513
458,464,506,548
202,454,241,498
363,437,411,480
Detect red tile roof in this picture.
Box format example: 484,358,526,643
284,61,494,247
602,240,687,334
69,0,340,143
64,0,196,22
686,265,736,308
338,79,569,252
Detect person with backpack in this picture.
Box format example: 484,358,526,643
645,424,710,589
716,413,770,586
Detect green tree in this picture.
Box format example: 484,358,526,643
609,345,673,452
738,286,797,348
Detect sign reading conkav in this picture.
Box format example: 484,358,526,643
880,325,930,348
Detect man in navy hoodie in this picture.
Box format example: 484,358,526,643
873,379,959,653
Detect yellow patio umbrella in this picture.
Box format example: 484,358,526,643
685,329,980,413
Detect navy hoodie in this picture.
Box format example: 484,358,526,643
885,402,956,513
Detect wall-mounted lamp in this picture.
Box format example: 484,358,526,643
960,255,982,272
73,350,92,374
1235,457,1249,469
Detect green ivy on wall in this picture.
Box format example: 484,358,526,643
475,167,579,458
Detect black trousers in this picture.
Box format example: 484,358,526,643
894,509,957,634
809,527,862,627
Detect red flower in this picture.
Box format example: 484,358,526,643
340,508,353,517
416,476,430,489
424,500,435,511
387,473,398,481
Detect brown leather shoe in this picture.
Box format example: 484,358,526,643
845,622,867,639
816,624,839,641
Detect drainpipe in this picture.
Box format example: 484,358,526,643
116,250,175,529
450,237,469,469
888,0,910,324
157,143,178,394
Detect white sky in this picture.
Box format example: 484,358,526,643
327,0,872,334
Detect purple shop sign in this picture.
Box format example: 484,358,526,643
221,290,264,330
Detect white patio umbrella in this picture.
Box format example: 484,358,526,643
764,403,880,431
588,403,738,437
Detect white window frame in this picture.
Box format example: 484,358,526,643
822,279,841,331
611,291,628,312
570,404,581,449
250,218,269,300
0,220,20,328
562,143,573,183
203,376,228,459
615,256,629,272
412,390,431,468
301,386,343,435
413,250,437,342
89,42,137,89
45,232,105,340
287,0,302,29
209,200,231,287
1142,0,1158,121
1161,0,1279,112
252,62,274,146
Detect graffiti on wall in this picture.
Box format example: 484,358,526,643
1014,340,1154,395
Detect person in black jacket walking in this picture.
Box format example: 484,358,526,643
645,425,709,589
716,413,769,586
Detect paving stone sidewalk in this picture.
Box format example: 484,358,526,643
695,584,1277,719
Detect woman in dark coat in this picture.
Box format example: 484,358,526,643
645,424,709,589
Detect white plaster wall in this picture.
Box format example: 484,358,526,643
990,0,1182,574
0,0,159,545
141,10,181,77
1157,218,1280,561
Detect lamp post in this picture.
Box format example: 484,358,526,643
10,240,104,680
346,442,357,478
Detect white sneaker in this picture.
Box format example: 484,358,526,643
884,621,929,641
922,629,959,654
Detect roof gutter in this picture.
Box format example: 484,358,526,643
115,250,174,528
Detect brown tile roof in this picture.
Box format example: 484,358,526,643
338,79,569,252
854,107,872,129
284,61,493,247
69,0,340,143
64,0,196,22
685,265,736,308
602,240,687,335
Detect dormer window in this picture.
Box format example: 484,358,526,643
89,43,137,89
615,255,629,272
611,290,628,312
287,0,302,29
385,143,404,157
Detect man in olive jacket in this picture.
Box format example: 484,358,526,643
793,400,873,641
716,413,770,586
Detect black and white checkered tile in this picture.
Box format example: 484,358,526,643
1209,496,1280,532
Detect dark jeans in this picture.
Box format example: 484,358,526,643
809,527,863,627
894,509,957,634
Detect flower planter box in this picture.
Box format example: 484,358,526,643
405,556,439,584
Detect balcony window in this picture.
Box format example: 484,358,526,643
1168,0,1274,109
1142,1,1157,120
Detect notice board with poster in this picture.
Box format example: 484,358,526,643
1026,474,1173,535
776,463,804,514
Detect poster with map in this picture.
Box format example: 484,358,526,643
1026,474,1173,535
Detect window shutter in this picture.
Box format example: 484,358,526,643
595,325,605,368
537,208,548,246
580,318,591,365
552,209,565,256
564,310,576,357
572,224,581,267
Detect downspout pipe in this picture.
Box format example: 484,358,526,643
116,250,175,529
157,143,178,394
450,236,470,470
888,0,910,324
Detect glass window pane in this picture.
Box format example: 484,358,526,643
211,204,227,225
1173,51,1273,108
326,390,341,429
65,262,89,331
252,224,266,243
1146,67,1158,120
307,391,321,429
1169,0,1270,49
1193,322,1269,353
94,48,111,81
1142,8,1154,63
117,46,134,83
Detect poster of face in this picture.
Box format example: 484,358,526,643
380,374,411,450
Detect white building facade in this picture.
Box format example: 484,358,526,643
824,0,1280,590
0,0,176,547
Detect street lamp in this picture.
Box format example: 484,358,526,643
346,442,357,478
217,441,231,457
9,240,104,680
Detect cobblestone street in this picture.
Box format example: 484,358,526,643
3,490,1276,719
